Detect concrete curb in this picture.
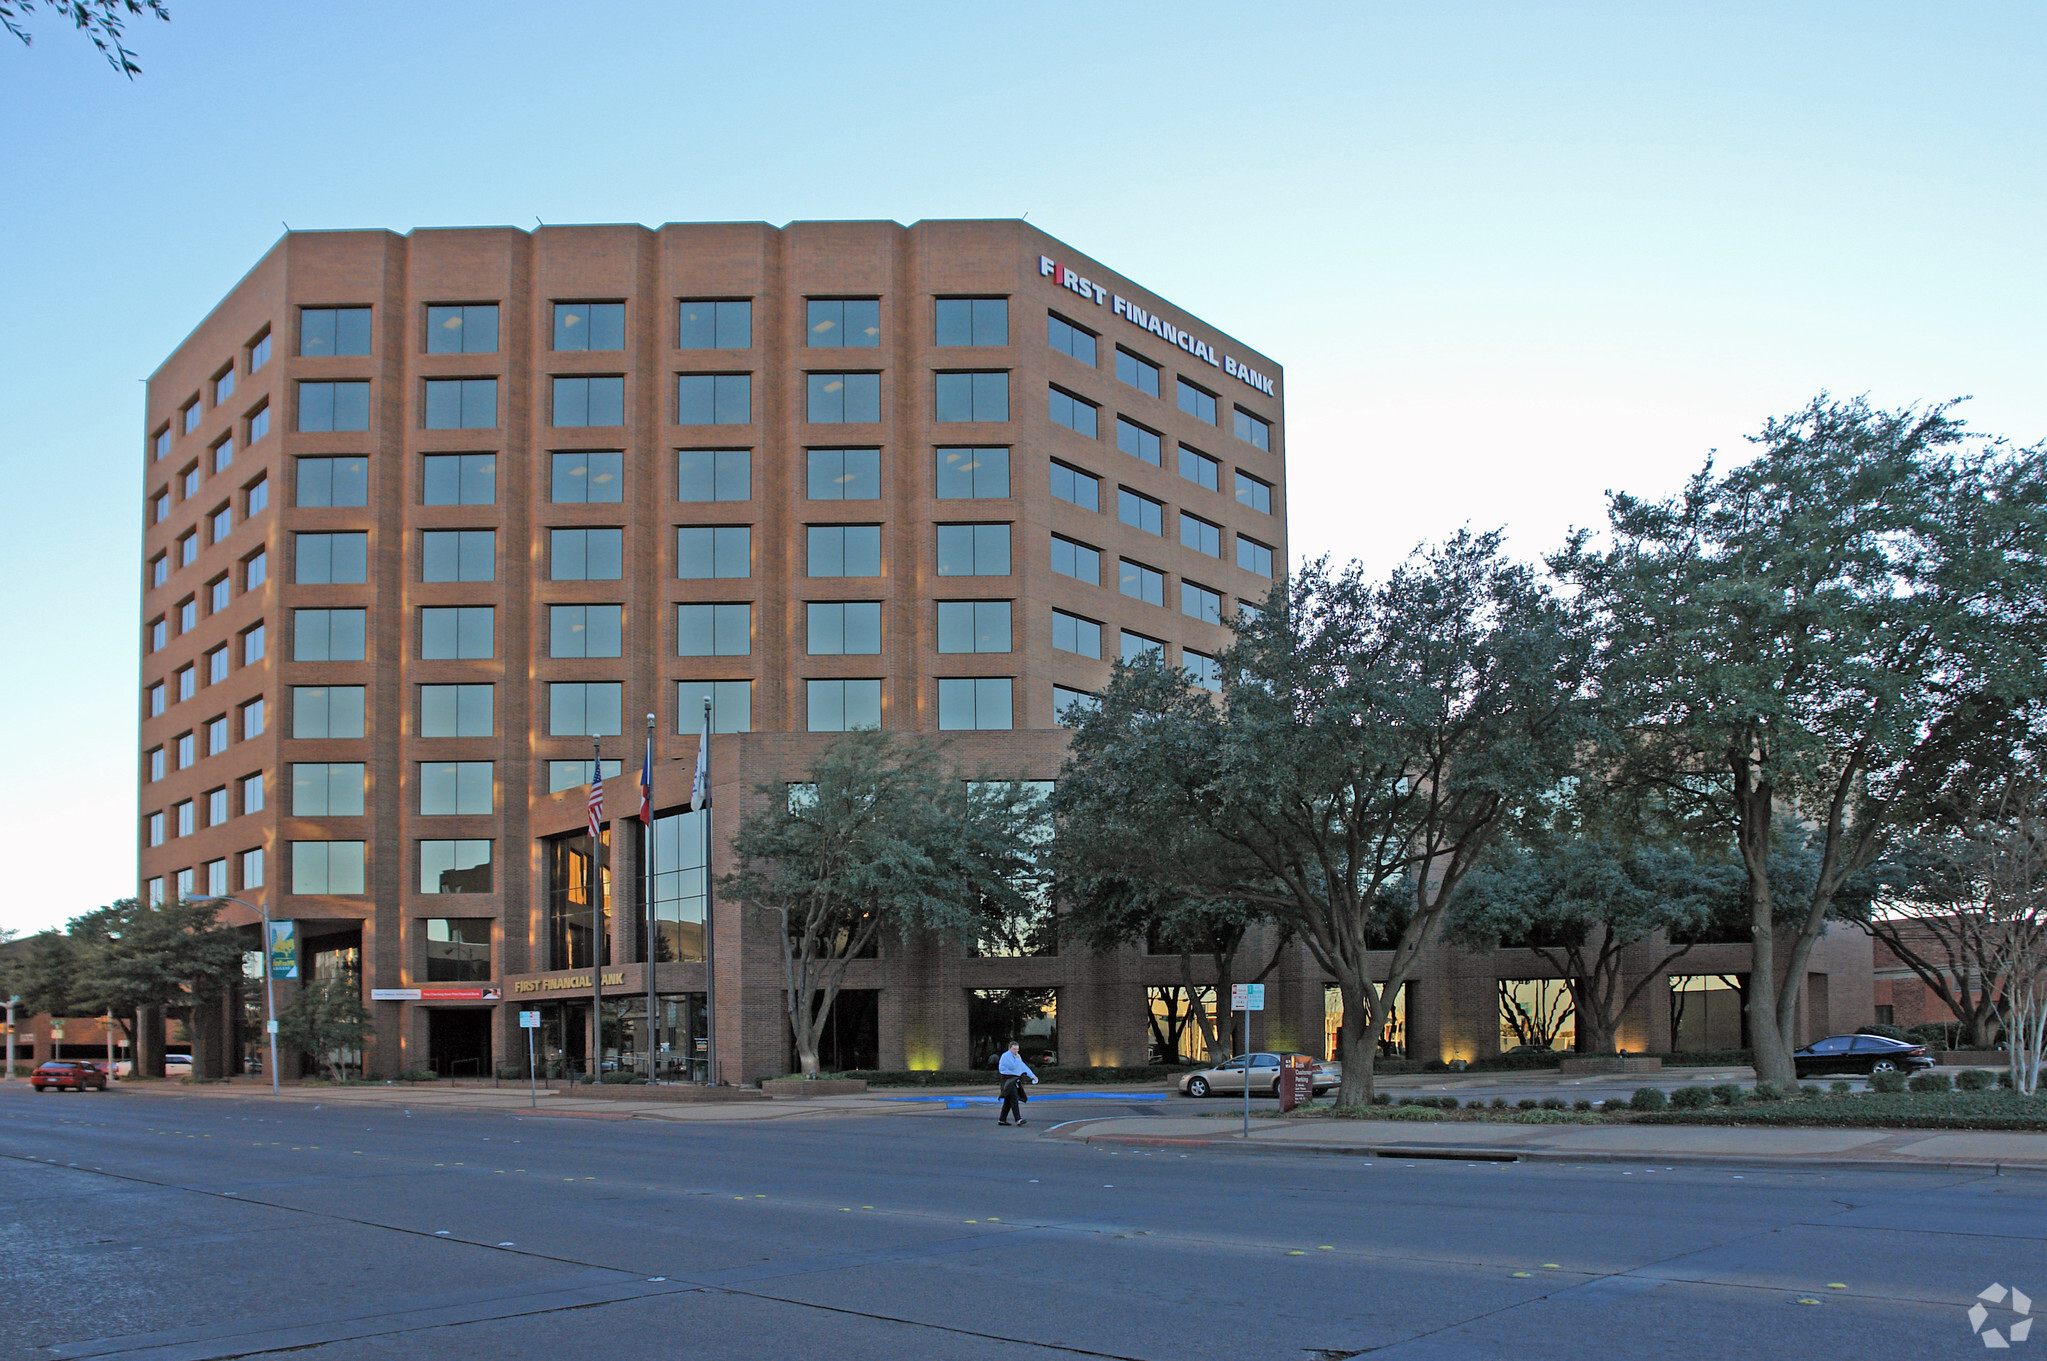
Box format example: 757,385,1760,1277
1059,1126,2047,1178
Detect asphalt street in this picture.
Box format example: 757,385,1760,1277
2,1085,2043,1361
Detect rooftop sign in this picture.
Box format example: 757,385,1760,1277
1040,256,1276,398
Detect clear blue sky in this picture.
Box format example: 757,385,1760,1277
2,2,2040,935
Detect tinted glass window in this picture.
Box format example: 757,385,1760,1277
677,374,750,424
935,372,1009,422
935,297,1007,346
807,448,881,500
806,601,882,655
296,456,369,507
422,454,496,505
554,302,626,351
807,298,880,348
549,604,624,658
426,304,498,354
421,529,495,582
420,606,494,659
550,528,624,580
1115,349,1160,397
1116,418,1161,466
676,449,750,502
552,376,625,427
1180,447,1219,491
806,373,881,423
805,525,882,577
675,526,751,579
552,451,624,503
301,307,371,357
935,447,1010,499
1047,313,1097,365
677,300,751,349
1235,470,1272,513
1050,535,1100,585
1177,379,1217,423
424,378,497,429
1048,387,1098,438
298,381,370,432
935,524,1009,576
675,603,750,657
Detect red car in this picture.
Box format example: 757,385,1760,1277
31,1060,110,1092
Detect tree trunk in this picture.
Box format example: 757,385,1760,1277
136,1002,164,1078
1333,978,1378,1107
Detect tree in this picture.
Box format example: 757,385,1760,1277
65,898,246,1076
1059,876,1279,1063
1,0,170,78
1052,535,1596,1105
1557,397,2047,1083
721,730,1048,1076
13,929,81,1020
1448,830,1729,1055
277,978,373,1082
1840,836,2015,1049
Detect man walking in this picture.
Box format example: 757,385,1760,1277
997,1040,1037,1126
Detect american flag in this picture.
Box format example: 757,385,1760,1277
587,764,604,842
638,730,653,825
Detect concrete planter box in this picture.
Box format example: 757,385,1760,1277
1558,1056,1664,1076
761,1078,869,1097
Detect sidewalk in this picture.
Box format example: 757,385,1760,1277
1056,1113,2047,1175
37,1075,1121,1123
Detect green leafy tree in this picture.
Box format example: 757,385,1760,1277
276,978,374,1082
14,929,83,1020
1,0,169,77
63,898,246,1076
1052,536,1597,1105
721,730,1048,1076
1448,833,1728,1055
1059,877,1277,1063
1557,396,2047,1083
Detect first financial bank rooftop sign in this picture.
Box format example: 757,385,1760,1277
1040,256,1277,397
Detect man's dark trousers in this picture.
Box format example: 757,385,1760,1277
999,1077,1025,1124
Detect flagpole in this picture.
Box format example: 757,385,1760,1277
700,696,717,1086
643,713,658,1083
590,736,604,1087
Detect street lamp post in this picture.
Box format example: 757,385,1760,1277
203,894,279,1096
4,995,18,1082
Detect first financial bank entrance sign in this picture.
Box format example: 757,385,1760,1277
1040,256,1278,397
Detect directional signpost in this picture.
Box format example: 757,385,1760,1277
1231,983,1264,1137
520,1010,541,1108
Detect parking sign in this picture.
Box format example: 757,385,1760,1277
1231,983,1265,1011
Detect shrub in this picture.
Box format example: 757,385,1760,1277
1573,1099,1593,1111
1540,1097,1567,1110
1907,1021,1962,1049
1711,1083,1745,1106
2001,1072,2015,1090
1372,1091,1394,1106
1631,1091,2047,1131
1870,1070,1908,1094
1436,1096,1463,1109
599,1073,645,1085
1908,1072,1953,1094
1516,1098,1539,1111
1630,1087,1669,1111
1397,1097,1416,1106
1424,1059,1451,1072
1957,1069,1996,1092
1669,1086,1714,1109
1801,1084,1823,1097
1491,1097,1510,1109
1602,1097,1633,1112
1749,1081,1794,1102
1830,1081,1852,1095
1857,1023,1909,1041
398,1068,437,1082
1385,1104,1444,1121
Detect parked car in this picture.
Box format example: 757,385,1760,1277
31,1060,110,1092
1793,1034,1936,1079
1177,1052,1341,1098
164,1054,194,1078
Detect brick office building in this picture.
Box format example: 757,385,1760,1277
135,217,1870,1083
136,218,1292,1081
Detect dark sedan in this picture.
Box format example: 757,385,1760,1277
1793,1034,1936,1079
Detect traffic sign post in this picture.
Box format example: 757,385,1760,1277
520,1010,541,1108
1231,983,1265,1138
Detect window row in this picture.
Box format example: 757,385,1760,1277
143,771,265,843
142,846,263,905
292,371,1022,432
152,330,271,463
291,297,1011,359
142,699,265,776
1044,309,1274,450
1048,387,1274,512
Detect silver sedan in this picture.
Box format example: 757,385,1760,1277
1176,1052,1341,1098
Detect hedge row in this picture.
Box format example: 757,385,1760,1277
1630,1092,2047,1131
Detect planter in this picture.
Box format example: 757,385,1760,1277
1558,1056,1664,1076
760,1078,869,1097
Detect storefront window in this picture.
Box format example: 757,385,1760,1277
1323,981,1410,1060
646,810,708,963
547,829,609,970
968,988,1056,1069
1669,973,1748,1051
1498,979,1575,1051
1147,985,1217,1064
424,918,492,982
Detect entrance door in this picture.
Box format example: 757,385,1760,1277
427,1009,491,1078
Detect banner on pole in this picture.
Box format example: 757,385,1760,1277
267,920,299,980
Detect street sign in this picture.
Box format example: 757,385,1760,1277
266,1020,279,1035
370,987,503,1002
1231,983,1265,1012
519,1011,541,1029
50,1026,65,1040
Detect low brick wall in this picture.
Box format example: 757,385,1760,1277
760,1078,869,1097
1557,1056,1664,1076
575,1084,769,1103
